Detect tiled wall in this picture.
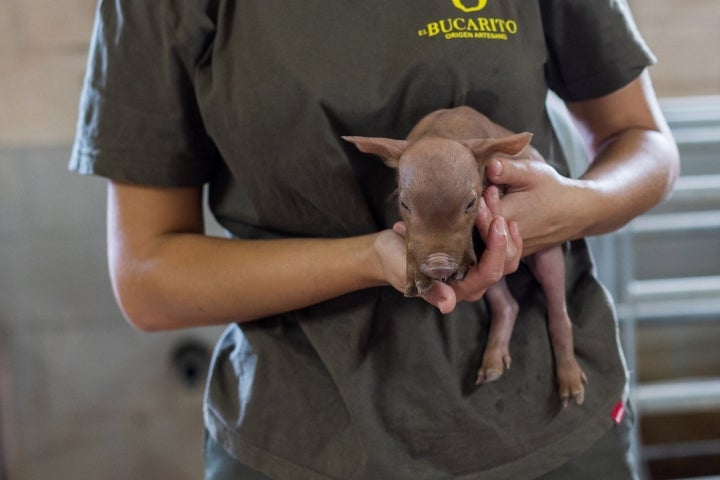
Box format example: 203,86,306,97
632,0,720,97
0,146,225,478
0,4,225,478
0,0,94,146
0,1,718,479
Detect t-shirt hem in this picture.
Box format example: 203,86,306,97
204,396,621,480
204,405,340,480
456,400,618,480
68,144,211,188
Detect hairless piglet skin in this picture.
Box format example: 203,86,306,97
344,106,587,406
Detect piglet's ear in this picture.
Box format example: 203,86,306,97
464,132,533,158
342,136,408,169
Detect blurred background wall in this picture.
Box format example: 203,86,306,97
0,1,225,479
0,1,718,479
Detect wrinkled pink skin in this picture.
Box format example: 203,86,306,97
398,136,483,293
344,106,587,406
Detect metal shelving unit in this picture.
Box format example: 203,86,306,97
622,97,720,412
549,93,720,479
615,97,720,478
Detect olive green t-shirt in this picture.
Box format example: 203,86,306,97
70,1,654,478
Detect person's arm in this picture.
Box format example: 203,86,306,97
107,181,516,330
486,70,680,254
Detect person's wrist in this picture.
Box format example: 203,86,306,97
567,176,606,239
370,228,410,293
367,231,393,287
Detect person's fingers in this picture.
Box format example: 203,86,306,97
475,197,493,240
505,220,523,273
421,280,458,314
484,185,502,215
478,187,522,273
453,216,508,302
475,215,509,284
401,210,518,312
477,185,503,243
372,229,410,294
486,158,531,189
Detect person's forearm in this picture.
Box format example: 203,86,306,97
575,126,679,238
107,180,519,330
484,126,678,255
112,232,386,331
560,72,680,244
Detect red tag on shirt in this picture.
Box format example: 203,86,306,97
611,400,626,425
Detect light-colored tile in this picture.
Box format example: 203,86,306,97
17,0,96,52
0,147,106,237
647,27,720,96
6,326,223,479
0,150,27,239
0,234,121,331
632,0,720,97
632,0,718,26
0,53,87,146
16,417,205,480
11,328,221,418
0,1,21,56
0,147,117,330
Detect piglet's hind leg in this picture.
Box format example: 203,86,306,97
528,246,588,407
477,278,518,384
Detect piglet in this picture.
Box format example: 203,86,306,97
344,106,587,406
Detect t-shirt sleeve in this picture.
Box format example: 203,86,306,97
541,0,656,102
68,0,217,187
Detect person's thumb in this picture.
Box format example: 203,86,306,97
422,280,458,314
486,158,531,189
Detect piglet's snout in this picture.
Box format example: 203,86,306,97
420,253,463,281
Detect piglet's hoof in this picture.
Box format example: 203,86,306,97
405,277,432,297
404,283,418,297
476,348,512,385
557,361,588,407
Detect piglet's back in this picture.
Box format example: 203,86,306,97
406,106,513,143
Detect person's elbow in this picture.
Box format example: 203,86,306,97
109,262,171,332
659,127,681,199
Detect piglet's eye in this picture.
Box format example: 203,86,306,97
465,196,477,213
400,200,411,213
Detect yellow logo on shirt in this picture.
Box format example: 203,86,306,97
452,0,488,13
418,0,518,41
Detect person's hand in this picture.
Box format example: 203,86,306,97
372,228,410,295
485,158,584,255
475,185,523,274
